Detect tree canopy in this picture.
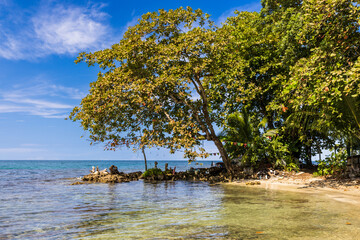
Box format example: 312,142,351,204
70,7,239,172
71,1,360,173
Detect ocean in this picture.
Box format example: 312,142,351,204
1,160,360,239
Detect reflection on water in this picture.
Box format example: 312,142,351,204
1,169,360,239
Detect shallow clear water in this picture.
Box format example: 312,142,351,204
1,161,359,239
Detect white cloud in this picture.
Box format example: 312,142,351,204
0,81,83,118
217,2,262,25
33,3,112,55
0,2,118,60
0,31,27,60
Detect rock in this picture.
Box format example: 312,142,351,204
158,174,164,181
71,181,85,185
109,165,120,175
81,165,276,185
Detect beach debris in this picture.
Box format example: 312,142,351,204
255,231,264,234
346,222,352,225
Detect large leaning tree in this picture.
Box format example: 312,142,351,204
69,7,241,173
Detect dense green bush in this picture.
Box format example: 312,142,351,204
142,168,163,178
314,148,347,176
220,111,296,170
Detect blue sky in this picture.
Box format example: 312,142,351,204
0,0,261,160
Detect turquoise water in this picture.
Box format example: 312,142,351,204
0,160,211,171
1,160,360,239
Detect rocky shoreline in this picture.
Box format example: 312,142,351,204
74,164,251,184
72,164,360,197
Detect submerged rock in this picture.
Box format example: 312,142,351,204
71,181,86,185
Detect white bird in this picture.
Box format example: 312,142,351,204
90,166,95,174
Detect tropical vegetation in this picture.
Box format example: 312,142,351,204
70,0,360,174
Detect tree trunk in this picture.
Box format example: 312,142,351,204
142,146,147,171
212,135,234,174
305,144,312,166
191,75,233,174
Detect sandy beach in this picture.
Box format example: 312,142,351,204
228,172,360,205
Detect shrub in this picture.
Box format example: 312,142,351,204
314,148,347,176
142,168,163,178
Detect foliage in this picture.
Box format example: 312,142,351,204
221,11,287,128
285,163,300,172
219,111,294,170
218,110,253,160
70,7,239,172
273,0,360,145
314,148,347,176
70,1,360,173
221,2,313,167
142,168,163,178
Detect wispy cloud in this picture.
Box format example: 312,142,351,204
0,147,46,153
217,2,262,25
0,80,83,118
0,1,118,60
10,79,85,100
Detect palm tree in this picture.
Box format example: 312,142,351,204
219,110,279,166
218,110,254,160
